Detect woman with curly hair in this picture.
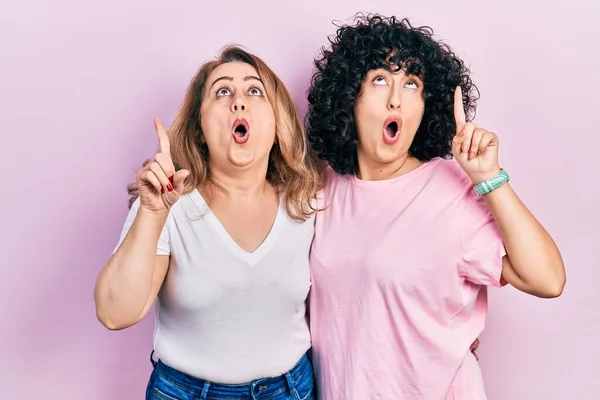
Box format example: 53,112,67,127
94,46,322,399
306,14,565,399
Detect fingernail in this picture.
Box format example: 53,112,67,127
161,187,165,194
167,184,174,192
168,175,174,184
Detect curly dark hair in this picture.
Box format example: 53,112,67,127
306,13,479,175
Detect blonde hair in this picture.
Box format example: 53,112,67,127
128,45,325,221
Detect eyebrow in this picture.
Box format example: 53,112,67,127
371,68,423,81
209,75,263,90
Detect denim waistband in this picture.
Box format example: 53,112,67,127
152,352,311,398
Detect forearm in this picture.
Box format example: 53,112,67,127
94,208,168,329
483,182,565,296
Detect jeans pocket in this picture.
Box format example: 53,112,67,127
148,371,194,400
293,388,315,400
151,388,181,400
292,366,315,400
294,389,315,400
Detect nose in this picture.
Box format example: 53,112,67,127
387,86,401,111
231,94,246,113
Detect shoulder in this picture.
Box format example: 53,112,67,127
316,165,350,205
322,164,343,188
426,157,474,196
429,159,493,220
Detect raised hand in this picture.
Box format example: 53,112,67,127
451,86,501,184
137,118,190,214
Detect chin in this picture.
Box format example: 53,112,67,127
227,144,274,170
372,145,407,165
227,154,255,168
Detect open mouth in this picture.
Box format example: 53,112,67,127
234,124,247,136
382,117,402,144
232,118,250,144
385,121,398,138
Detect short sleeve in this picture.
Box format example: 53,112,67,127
112,197,170,256
460,188,507,287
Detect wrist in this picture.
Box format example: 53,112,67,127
472,168,510,196
468,167,502,185
128,205,169,244
137,206,169,223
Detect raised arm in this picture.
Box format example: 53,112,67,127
452,87,565,298
94,119,190,329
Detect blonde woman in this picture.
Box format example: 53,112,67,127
94,46,323,400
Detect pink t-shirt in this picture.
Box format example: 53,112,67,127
309,157,507,400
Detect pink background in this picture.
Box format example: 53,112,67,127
1,0,598,399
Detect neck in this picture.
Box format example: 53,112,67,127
204,163,272,201
356,153,423,181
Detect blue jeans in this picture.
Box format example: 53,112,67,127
145,351,315,400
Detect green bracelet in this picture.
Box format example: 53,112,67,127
473,169,510,195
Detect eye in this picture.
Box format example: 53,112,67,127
248,87,263,96
405,80,420,90
216,87,231,97
373,76,388,85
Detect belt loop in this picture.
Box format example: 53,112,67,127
200,381,210,400
149,350,157,367
284,371,296,397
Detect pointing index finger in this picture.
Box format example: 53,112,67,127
154,118,171,155
454,86,467,132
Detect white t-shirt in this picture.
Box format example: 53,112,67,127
114,189,313,383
